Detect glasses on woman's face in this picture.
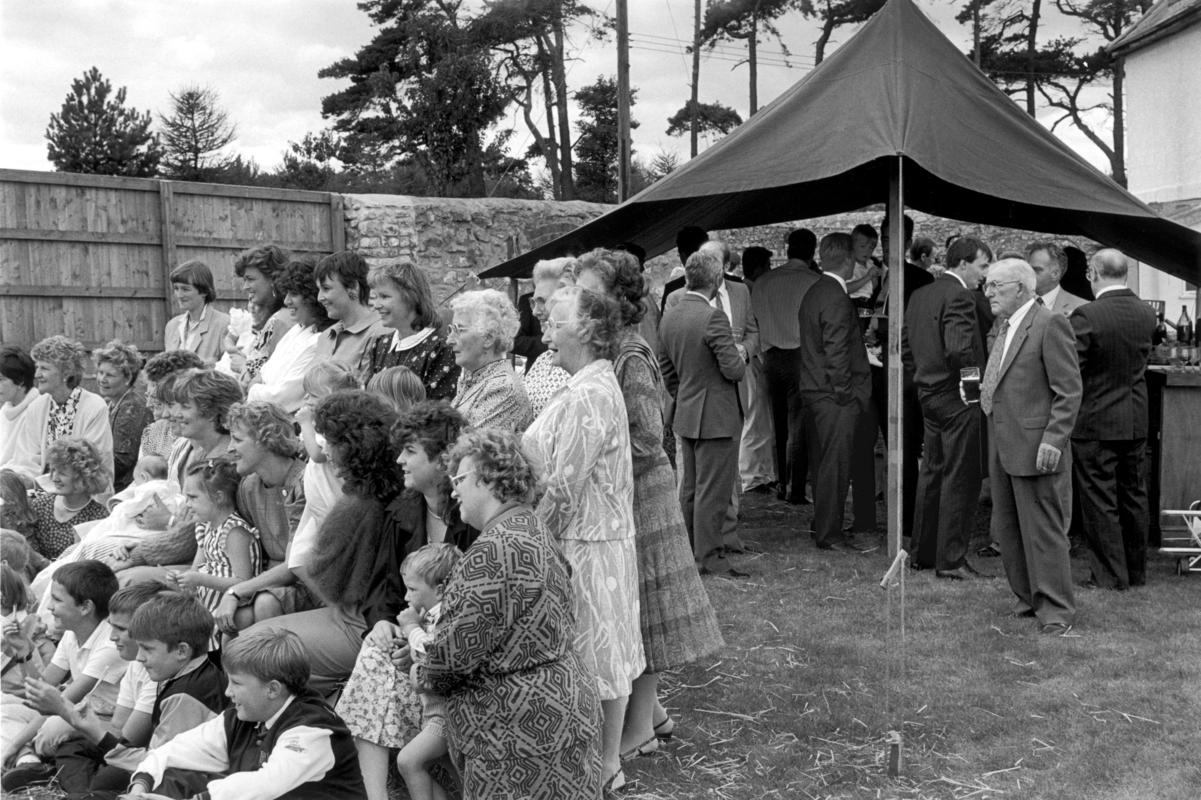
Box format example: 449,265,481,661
983,279,1021,295
450,469,476,488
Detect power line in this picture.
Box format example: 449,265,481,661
636,30,815,65
630,39,804,70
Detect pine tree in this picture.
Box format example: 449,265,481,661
45,67,160,176
159,86,237,181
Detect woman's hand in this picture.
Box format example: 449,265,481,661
2,617,32,661
214,592,241,634
390,643,413,670
365,620,401,649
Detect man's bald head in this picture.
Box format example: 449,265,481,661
1090,248,1129,281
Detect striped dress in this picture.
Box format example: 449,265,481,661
193,513,262,615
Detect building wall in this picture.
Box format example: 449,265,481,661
1123,22,1201,308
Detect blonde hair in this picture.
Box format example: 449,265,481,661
400,542,462,590
222,627,309,695
365,366,426,412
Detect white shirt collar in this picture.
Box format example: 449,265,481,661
946,271,968,290
1039,284,1061,309
827,273,849,294
263,694,297,730
1005,296,1038,332
390,326,436,352
686,290,710,301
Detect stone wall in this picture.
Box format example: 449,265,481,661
340,194,1098,301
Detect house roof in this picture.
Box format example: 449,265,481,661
480,0,1201,284
1110,0,1201,57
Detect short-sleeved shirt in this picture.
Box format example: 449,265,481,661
313,311,388,385
50,619,126,713
116,660,158,715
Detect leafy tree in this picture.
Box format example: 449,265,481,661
159,86,237,181
45,66,161,176
798,0,887,65
648,149,681,181
573,76,638,203
702,0,798,114
666,101,743,142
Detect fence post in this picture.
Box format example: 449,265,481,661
329,193,346,252
158,181,177,346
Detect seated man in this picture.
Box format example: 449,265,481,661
123,628,365,800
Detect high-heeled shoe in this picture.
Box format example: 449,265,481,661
602,768,627,796
619,736,659,762
652,716,675,740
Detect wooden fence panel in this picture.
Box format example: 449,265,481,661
0,169,343,354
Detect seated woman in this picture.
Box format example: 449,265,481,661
93,341,153,492
446,289,532,432
363,262,459,400
232,244,294,387
420,428,602,798
138,350,205,461
12,337,112,490
335,400,474,800
0,347,40,477
214,401,311,633
522,258,576,417
246,259,333,414
27,438,110,561
164,260,230,365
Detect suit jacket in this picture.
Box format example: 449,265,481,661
987,303,1082,476
1047,288,1087,316
512,292,546,367
164,306,231,365
658,292,746,439
902,273,985,405
665,281,759,408
1069,287,1156,441
798,276,871,409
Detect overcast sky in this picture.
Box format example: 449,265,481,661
0,0,1110,178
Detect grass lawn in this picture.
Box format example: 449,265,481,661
620,491,1201,800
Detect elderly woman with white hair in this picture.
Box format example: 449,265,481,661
522,257,576,416
447,289,532,432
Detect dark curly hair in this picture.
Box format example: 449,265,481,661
275,259,334,331
234,244,291,280
391,401,467,514
144,350,206,384
314,390,401,500
577,248,646,326
447,428,541,506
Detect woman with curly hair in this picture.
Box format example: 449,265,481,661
417,428,602,799
522,258,575,416
93,340,153,492
138,350,206,461
363,262,459,400
232,244,294,386
447,289,531,432
242,390,405,697
13,336,113,488
576,249,724,758
164,260,231,365
245,259,334,414
522,286,644,791
27,438,110,560
335,399,476,800
213,401,310,633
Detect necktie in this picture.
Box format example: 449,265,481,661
980,317,1010,414
714,290,725,318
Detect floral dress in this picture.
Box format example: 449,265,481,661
28,494,108,560
363,327,460,401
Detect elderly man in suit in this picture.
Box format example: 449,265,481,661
800,233,877,553
981,258,1082,634
1070,249,1157,590
659,248,749,577
903,236,992,578
1027,241,1086,316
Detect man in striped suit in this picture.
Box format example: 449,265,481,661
1069,249,1157,589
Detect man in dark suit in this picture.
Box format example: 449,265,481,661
981,259,1082,634
1069,248,1157,589
903,237,991,578
751,228,821,504
659,248,748,577
799,233,876,553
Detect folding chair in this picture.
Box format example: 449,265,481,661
1159,500,1201,576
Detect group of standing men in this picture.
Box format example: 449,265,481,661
652,219,1158,637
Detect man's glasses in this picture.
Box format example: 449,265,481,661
983,280,1021,294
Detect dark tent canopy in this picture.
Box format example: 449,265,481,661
481,0,1201,283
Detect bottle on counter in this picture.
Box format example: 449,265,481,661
1178,306,1194,364
1152,311,1168,347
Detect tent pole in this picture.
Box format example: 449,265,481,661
887,156,905,560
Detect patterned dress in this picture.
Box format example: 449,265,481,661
452,358,532,433
421,505,602,799
615,332,724,671
523,359,645,700
363,327,460,401
28,494,108,560
522,351,570,417
108,390,153,492
239,308,294,388
193,513,262,615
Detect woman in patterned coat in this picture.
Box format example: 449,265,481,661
576,249,724,758
522,286,644,792
363,263,459,400
423,428,602,799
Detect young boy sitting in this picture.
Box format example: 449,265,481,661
11,588,227,794
0,560,124,778
122,628,365,800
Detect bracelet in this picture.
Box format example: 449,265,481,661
15,651,33,663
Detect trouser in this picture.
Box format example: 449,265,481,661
911,396,982,570
245,604,367,696
1072,438,1148,589
53,736,131,793
739,355,777,490
763,348,807,500
805,396,860,547
678,435,739,570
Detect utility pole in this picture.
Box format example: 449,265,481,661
690,0,701,158
617,0,631,201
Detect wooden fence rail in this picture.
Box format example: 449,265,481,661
0,169,345,353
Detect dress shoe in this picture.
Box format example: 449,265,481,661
700,565,751,578
1,761,56,791
935,567,971,580
1039,622,1073,636
976,543,1002,558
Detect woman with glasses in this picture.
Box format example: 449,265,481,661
362,263,459,400
522,258,575,417
446,289,531,432
92,340,153,492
